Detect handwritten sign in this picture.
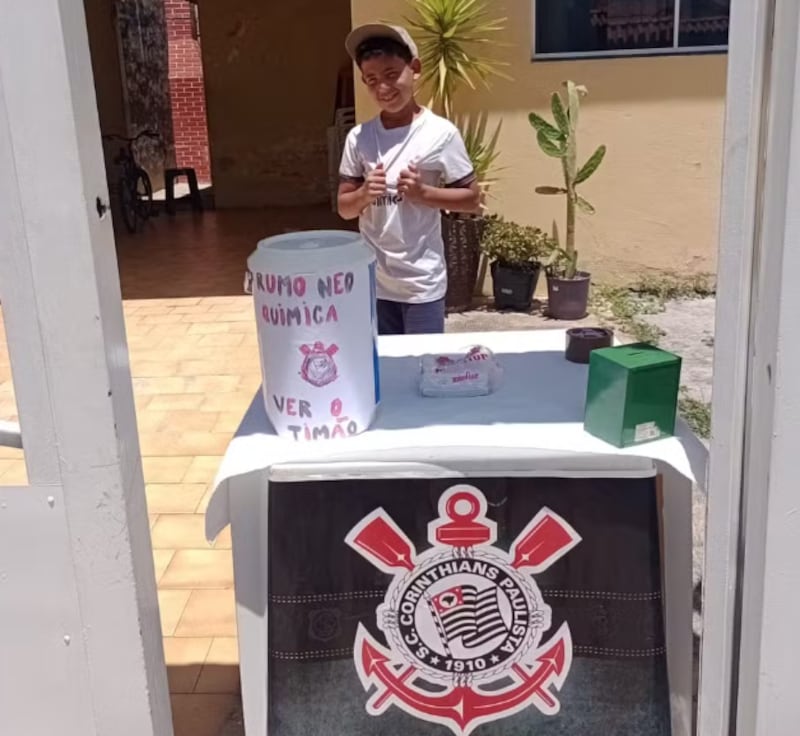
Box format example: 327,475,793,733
249,250,379,441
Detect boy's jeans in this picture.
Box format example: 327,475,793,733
377,298,445,335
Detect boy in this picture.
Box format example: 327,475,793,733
338,23,481,336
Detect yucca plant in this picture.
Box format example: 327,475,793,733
455,111,503,191
406,0,509,119
405,0,509,188
529,81,606,280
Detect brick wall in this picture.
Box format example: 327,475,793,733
165,0,211,182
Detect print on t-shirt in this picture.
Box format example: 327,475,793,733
339,109,475,304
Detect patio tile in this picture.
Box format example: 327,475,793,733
129,361,184,378
139,431,231,457
148,324,192,338
154,410,221,433
175,589,237,638
140,312,190,326
161,549,234,589
163,637,213,694
147,394,206,412
195,486,215,514
214,526,232,550
132,376,187,395
187,322,233,335
212,412,244,434
195,637,240,694
184,375,242,394
182,455,223,484
153,549,176,581
170,694,237,736
142,456,195,484
227,320,257,334
197,333,246,348
146,484,209,514
158,589,192,636
0,460,28,484
199,392,254,413
151,514,211,550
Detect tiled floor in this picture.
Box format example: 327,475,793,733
0,206,350,736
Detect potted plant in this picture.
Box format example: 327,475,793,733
529,81,606,320
405,0,509,312
480,217,553,311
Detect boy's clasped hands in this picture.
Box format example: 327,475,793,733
364,162,427,203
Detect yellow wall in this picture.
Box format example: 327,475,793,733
351,0,727,281
197,0,352,208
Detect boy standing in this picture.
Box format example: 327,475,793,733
338,23,481,336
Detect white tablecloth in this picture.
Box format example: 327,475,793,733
205,329,708,736
207,329,705,534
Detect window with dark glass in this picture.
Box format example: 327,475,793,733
535,0,730,56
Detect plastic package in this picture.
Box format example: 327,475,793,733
418,345,503,398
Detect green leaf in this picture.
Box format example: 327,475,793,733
551,93,569,134
576,196,596,215
535,186,567,195
528,113,561,140
575,145,606,184
537,130,565,158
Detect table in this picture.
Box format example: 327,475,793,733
206,329,707,736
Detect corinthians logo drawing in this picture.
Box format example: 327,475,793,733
345,485,582,735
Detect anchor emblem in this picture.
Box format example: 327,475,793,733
345,485,582,735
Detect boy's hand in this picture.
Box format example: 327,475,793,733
398,163,427,203
363,162,387,200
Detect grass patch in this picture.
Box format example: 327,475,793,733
590,272,715,346
678,389,712,439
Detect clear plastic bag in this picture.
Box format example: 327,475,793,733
418,345,503,398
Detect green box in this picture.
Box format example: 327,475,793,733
584,343,682,448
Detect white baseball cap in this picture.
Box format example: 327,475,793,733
345,23,419,62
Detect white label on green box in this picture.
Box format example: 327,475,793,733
635,422,661,443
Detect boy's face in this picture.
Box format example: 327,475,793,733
360,53,420,114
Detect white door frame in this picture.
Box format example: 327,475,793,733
700,0,800,732
0,2,172,734
3,0,800,734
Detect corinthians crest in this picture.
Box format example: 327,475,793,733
345,485,582,735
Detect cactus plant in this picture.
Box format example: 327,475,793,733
529,81,606,280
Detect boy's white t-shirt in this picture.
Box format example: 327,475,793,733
339,108,475,304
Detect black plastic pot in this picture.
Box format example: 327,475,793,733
547,272,591,320
491,261,541,311
565,327,614,363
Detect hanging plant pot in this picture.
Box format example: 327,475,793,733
547,272,591,320
491,261,541,311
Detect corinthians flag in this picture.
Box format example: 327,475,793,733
267,474,670,735
431,585,508,649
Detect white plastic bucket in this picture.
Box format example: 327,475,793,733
246,230,380,441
